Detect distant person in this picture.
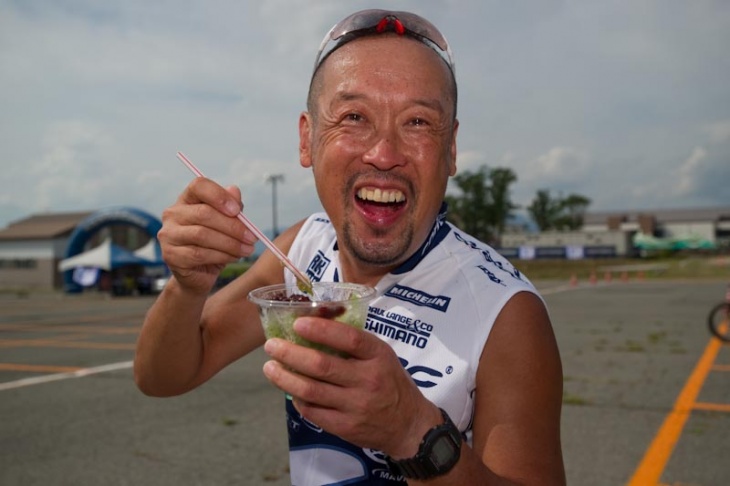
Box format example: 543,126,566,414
135,9,565,485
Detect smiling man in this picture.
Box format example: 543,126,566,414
135,9,565,485
301,32,457,277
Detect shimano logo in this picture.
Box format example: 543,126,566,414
385,284,451,312
365,307,433,349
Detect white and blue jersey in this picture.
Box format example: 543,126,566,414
283,206,538,485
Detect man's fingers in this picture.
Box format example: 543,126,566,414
162,238,248,268
162,202,255,244
264,337,357,387
225,184,242,203
293,318,381,360
179,177,242,217
262,358,344,409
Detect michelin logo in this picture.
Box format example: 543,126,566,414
385,284,451,312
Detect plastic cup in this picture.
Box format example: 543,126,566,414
248,282,376,356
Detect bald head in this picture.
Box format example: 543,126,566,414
306,34,458,123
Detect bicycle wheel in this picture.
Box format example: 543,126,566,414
708,303,730,342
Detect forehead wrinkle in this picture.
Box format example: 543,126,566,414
329,89,447,114
311,34,457,120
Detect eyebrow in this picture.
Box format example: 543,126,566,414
332,91,446,113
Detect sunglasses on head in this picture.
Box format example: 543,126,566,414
313,9,455,76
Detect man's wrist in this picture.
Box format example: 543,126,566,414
164,274,213,300
386,405,444,460
384,408,463,480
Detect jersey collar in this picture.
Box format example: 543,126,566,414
332,202,451,276
390,202,451,275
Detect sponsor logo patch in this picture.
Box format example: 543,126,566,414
365,307,434,349
306,250,330,282
384,284,451,312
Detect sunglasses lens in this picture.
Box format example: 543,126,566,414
314,9,454,74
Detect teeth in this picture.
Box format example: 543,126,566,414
357,187,405,203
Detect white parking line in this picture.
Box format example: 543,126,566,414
0,283,581,393
0,360,133,391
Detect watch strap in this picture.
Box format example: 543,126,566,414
385,408,462,480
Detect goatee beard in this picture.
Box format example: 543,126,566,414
342,220,414,267
339,171,415,266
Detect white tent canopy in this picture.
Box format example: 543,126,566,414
58,238,159,272
133,238,162,262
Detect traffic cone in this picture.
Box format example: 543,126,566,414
569,273,578,287
604,271,612,283
589,270,597,285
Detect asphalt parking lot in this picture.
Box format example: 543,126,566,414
1,280,728,485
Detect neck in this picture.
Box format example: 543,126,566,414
336,251,401,288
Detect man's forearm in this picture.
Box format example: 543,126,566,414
408,443,563,486
134,277,210,396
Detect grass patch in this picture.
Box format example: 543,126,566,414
621,340,646,352
563,392,591,406
511,256,729,281
647,331,668,344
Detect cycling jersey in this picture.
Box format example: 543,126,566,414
283,207,538,485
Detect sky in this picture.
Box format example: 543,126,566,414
1,0,729,233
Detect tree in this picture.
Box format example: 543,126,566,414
488,168,519,237
527,189,591,231
527,189,562,231
444,165,518,244
556,194,591,230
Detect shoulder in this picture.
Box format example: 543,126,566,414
472,289,565,482
288,212,335,247
433,224,535,297
288,212,334,243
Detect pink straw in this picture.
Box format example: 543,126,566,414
176,151,312,292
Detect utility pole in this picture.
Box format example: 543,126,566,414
266,174,284,238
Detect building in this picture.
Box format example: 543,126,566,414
500,206,730,259
0,212,93,289
0,208,162,291
583,207,730,247
501,230,630,259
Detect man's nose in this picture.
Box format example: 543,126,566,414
361,128,406,170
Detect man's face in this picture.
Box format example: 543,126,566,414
300,35,458,271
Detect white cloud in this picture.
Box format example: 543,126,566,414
524,147,590,186
1,0,730,231
703,121,730,144
27,120,116,209
455,150,486,172
674,146,707,196
630,146,709,202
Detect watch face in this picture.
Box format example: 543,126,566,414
431,436,457,467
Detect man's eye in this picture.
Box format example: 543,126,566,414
345,113,363,122
410,117,428,126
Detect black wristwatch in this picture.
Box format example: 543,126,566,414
385,408,462,480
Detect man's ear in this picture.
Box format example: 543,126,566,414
299,112,313,168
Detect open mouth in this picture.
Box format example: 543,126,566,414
355,187,407,223
356,187,406,205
